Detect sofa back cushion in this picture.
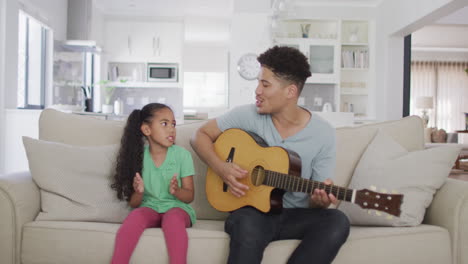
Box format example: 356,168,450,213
175,121,229,220
39,109,124,146
38,110,424,221
334,116,425,187
38,109,227,221
23,136,130,222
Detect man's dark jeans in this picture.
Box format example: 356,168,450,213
224,206,350,264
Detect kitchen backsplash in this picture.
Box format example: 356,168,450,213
110,87,183,120
301,83,336,112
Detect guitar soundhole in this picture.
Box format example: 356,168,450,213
252,166,265,187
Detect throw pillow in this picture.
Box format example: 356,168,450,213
23,137,130,223
338,130,461,226
431,128,447,143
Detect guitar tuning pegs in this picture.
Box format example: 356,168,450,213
370,185,377,191
375,211,382,216
381,189,388,193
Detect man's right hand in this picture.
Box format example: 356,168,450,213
219,162,249,197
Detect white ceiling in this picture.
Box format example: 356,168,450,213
294,0,383,7
436,5,468,25
93,0,387,17
93,0,234,17
93,0,467,25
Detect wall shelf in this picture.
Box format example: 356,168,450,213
107,81,181,89
341,67,369,71
274,19,375,120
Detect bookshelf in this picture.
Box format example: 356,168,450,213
273,18,375,121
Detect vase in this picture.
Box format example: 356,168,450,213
300,24,311,38
102,104,114,114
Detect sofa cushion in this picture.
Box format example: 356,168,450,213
338,130,461,226
334,116,425,187
21,220,451,264
39,109,124,146
175,121,229,221
38,109,227,221
22,136,130,222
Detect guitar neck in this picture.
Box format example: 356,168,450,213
262,169,354,202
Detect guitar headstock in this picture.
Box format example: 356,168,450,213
355,187,403,217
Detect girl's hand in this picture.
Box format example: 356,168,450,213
169,174,179,195
133,172,144,194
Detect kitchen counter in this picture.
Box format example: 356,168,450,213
72,111,128,121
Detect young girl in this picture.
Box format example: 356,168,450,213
110,103,196,264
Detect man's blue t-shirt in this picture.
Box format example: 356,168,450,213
216,104,336,208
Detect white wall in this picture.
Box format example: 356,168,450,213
183,16,230,72
3,110,41,173
412,25,468,61
184,45,229,72
412,25,468,48
19,0,68,40
4,0,68,109
90,2,105,47
1,0,67,174
437,5,468,24
375,0,468,121
0,0,6,174
226,0,272,108
229,12,271,108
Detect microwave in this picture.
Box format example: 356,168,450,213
147,63,178,82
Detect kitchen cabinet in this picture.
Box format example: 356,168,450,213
104,19,183,63
273,19,375,122
104,20,131,59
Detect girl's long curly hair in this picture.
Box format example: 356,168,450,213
111,103,171,201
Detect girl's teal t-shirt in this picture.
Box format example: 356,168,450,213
140,145,196,224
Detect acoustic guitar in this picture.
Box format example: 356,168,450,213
206,128,403,217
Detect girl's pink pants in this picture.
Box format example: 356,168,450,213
111,207,191,264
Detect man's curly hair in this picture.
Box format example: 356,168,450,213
257,45,311,94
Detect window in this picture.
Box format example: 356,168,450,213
411,61,468,132
17,10,50,109
183,72,228,109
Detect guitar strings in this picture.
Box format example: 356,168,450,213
253,167,353,201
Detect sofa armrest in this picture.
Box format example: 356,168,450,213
424,178,468,264
0,171,40,264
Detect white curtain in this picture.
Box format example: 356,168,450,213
411,61,468,132
410,61,436,127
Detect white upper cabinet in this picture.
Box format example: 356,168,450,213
105,20,132,60
274,38,340,84
104,19,183,63
273,18,375,121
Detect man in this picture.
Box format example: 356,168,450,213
190,46,350,264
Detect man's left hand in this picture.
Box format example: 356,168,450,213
310,178,338,208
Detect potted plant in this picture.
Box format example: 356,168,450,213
95,79,126,114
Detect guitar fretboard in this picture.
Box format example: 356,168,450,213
258,168,353,202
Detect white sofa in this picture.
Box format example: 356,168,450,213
1,109,468,264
